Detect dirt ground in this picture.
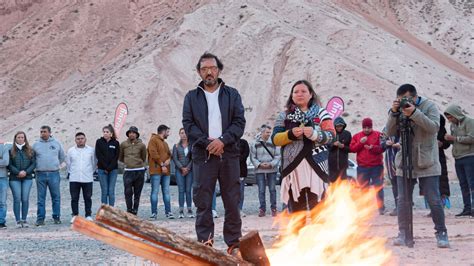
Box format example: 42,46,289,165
0,181,472,265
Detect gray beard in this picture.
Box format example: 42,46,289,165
203,78,217,86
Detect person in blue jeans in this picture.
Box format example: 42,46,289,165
350,118,386,215
95,124,120,206
8,132,36,228
250,125,281,217
444,104,474,217
148,125,173,219
172,128,194,218
0,141,11,229
32,125,66,226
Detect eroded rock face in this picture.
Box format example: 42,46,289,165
0,0,472,148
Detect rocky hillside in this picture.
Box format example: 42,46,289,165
1,0,472,147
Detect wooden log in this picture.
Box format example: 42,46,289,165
95,204,250,266
71,216,204,265
239,231,270,266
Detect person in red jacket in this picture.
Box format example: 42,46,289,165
350,118,386,214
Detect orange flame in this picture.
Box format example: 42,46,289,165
267,180,392,265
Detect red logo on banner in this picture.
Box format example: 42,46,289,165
114,102,128,138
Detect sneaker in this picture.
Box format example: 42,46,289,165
212,210,219,218
240,210,246,217
187,209,195,218
21,220,29,228
389,208,397,216
392,232,406,246
86,216,93,221
35,220,45,227
16,221,23,228
149,213,157,220
70,216,77,224
178,211,184,219
436,231,450,248
166,213,175,219
378,208,386,215
258,209,265,217
0,223,6,229
455,209,471,217
53,218,62,224
271,209,277,217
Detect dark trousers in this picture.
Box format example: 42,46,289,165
69,182,93,217
388,174,398,208
193,156,241,247
329,166,348,182
455,156,474,211
397,176,447,233
357,165,385,211
123,170,145,213
287,187,319,234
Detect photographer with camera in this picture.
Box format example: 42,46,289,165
385,84,449,248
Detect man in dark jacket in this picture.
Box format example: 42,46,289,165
238,138,249,217
182,53,246,249
328,117,352,182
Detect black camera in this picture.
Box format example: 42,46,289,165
399,96,415,109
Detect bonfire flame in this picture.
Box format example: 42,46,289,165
267,180,392,265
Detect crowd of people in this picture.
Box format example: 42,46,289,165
0,52,472,252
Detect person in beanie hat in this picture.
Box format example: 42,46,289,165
350,117,385,214
119,126,147,215
328,117,352,182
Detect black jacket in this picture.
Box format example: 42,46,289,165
95,137,120,171
328,117,352,181
437,115,450,196
182,79,246,162
238,139,250,177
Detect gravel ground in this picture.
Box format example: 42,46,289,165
0,173,471,265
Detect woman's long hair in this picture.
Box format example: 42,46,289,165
285,80,321,112
103,124,117,140
11,131,33,158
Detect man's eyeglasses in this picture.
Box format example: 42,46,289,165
200,66,218,73
40,131,48,133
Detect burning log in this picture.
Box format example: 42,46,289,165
239,231,270,266
73,205,270,265
72,216,201,265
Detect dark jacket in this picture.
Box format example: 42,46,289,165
9,146,36,181
95,137,120,172
182,79,246,162
328,117,352,181
238,139,250,177
119,138,147,169
437,115,450,196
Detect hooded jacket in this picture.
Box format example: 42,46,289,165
385,96,441,178
444,104,474,159
328,117,352,181
32,137,65,172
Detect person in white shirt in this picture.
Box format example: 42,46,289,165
66,132,96,223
